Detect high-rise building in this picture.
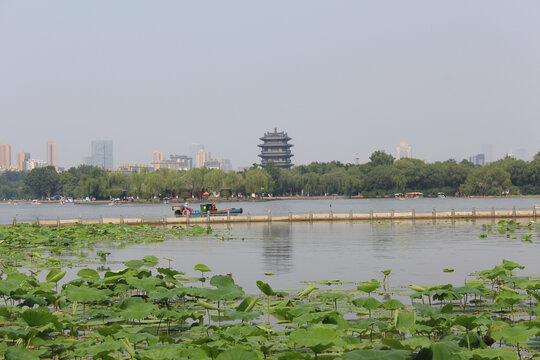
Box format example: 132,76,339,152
25,159,47,170
152,154,192,171
0,142,11,169
152,150,165,163
83,140,113,169
196,149,212,168
481,144,493,163
189,143,205,167
46,141,58,169
16,151,30,171
469,154,485,166
258,128,294,169
396,141,412,160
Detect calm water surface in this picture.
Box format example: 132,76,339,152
1,197,539,224
101,220,539,293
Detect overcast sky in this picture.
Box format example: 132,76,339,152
1,1,539,169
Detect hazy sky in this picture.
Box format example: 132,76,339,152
1,1,539,169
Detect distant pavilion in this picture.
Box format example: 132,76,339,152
258,128,294,169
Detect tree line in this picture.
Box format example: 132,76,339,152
1,151,539,200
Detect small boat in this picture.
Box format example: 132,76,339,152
404,192,424,199
394,193,405,200
437,192,446,198
173,203,243,217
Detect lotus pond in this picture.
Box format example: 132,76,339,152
0,221,538,359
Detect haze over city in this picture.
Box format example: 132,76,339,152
1,1,539,169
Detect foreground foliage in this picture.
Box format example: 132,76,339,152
0,224,538,359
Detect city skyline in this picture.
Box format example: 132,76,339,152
0,136,536,173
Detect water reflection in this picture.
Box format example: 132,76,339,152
261,224,293,273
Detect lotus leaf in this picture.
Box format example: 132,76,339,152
341,349,411,360
289,326,342,354
216,347,259,360
45,269,66,283
5,346,41,360
357,279,381,294
194,263,211,273
395,310,416,334
76,268,100,281
64,285,109,303
256,280,275,296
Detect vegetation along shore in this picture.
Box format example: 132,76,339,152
1,151,539,201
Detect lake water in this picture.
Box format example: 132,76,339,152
1,197,539,224
2,198,538,293
100,220,539,293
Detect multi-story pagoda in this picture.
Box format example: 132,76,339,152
258,128,294,169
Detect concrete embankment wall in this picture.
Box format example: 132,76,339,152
9,207,540,227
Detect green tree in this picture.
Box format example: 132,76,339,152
369,151,395,167
245,168,274,194
460,166,512,196
23,166,59,199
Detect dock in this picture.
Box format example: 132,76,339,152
7,206,539,227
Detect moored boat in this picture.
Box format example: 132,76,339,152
172,203,243,218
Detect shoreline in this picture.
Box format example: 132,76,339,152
2,194,540,205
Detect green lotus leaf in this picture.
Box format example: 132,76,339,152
236,297,258,312
357,279,381,294
400,336,432,350
119,299,158,320
45,269,66,283
194,264,211,273
5,346,41,360
223,310,263,322
353,296,382,310
21,308,58,327
492,326,537,345
137,344,182,360
64,285,109,303
256,280,275,296
216,347,259,360
382,299,406,310
502,259,524,271
126,276,164,292
341,349,411,360
395,310,416,334
77,268,100,281
124,259,145,269
289,326,342,354
297,286,318,298
458,348,518,360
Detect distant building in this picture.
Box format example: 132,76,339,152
469,154,485,166
115,163,153,174
152,150,165,162
196,149,212,168
481,144,493,163
46,141,58,169
258,128,294,169
83,140,113,169
153,154,192,171
219,158,232,171
0,142,11,169
189,143,205,166
203,159,221,170
16,151,30,171
396,141,412,160
25,158,47,170
504,153,516,160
